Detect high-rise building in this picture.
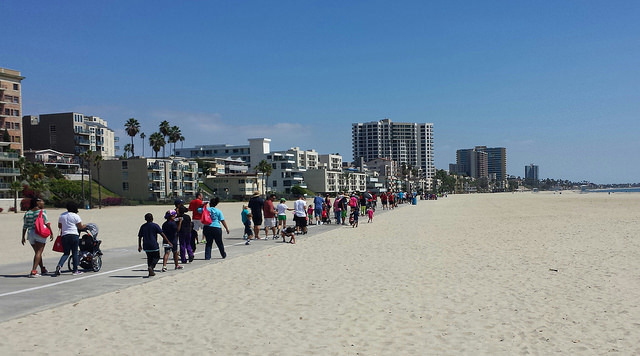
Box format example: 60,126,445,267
22,112,116,158
453,146,506,182
0,67,25,154
352,118,434,183
455,148,488,179
525,164,539,184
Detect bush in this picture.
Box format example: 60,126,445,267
101,197,124,206
20,198,31,211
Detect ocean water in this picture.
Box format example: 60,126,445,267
586,187,640,193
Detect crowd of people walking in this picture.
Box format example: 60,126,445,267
21,190,419,278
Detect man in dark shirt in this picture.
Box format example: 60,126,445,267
138,213,171,277
248,191,264,239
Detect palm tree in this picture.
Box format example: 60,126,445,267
80,149,95,208
123,143,132,159
159,120,170,157
124,118,140,157
94,154,103,209
139,132,146,157
10,180,22,213
168,125,182,156
254,159,273,195
149,132,165,158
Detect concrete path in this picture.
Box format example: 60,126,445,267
0,215,363,322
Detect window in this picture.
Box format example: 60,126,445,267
121,161,128,169
122,171,128,180
122,182,129,191
14,122,19,129
13,84,19,90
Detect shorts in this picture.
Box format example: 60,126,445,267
264,217,277,228
163,240,178,253
244,226,254,236
192,219,203,231
314,209,322,218
294,215,308,228
27,229,47,245
278,215,287,221
252,215,263,226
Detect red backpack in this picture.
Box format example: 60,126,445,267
200,203,213,225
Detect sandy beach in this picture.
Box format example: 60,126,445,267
1,192,640,355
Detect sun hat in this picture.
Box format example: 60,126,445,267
253,191,260,196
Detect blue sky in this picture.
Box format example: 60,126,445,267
3,1,639,183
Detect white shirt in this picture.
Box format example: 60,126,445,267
277,203,289,216
293,199,307,217
58,211,82,236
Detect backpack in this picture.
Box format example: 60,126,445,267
200,204,213,225
35,209,51,238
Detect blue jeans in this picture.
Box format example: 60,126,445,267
57,234,80,272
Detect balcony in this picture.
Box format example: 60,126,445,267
0,151,19,160
0,167,20,175
148,163,164,170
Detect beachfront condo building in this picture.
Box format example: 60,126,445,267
95,157,198,201
453,146,507,183
22,112,116,159
0,141,20,200
525,164,539,185
352,118,435,189
0,67,25,154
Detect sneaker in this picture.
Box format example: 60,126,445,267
188,255,194,263
148,269,156,277
245,240,250,245
72,271,83,276
175,265,183,270
161,266,167,272
55,265,61,276
29,270,39,278
41,267,48,275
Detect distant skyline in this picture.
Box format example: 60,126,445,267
3,1,639,184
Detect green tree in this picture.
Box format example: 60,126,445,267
124,118,140,157
254,159,273,195
94,154,103,209
159,120,170,157
168,125,182,156
149,132,165,158
139,132,146,157
10,180,22,213
123,143,132,159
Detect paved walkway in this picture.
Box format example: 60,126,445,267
0,208,395,322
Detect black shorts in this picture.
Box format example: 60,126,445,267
294,215,307,228
252,215,263,226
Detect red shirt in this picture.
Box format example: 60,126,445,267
189,198,203,220
263,199,276,218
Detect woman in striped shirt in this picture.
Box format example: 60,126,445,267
21,197,53,277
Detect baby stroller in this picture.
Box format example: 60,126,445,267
68,223,103,272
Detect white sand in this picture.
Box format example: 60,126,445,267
1,192,640,355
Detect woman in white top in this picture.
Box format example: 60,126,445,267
56,201,87,276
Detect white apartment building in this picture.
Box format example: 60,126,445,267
352,118,434,187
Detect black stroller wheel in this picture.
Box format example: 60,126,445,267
67,256,74,272
92,254,102,272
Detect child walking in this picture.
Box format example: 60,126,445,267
162,210,183,272
244,213,254,245
138,213,171,277
367,207,374,223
